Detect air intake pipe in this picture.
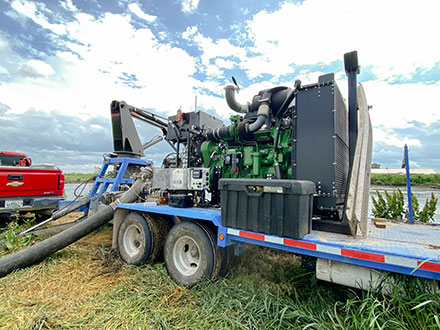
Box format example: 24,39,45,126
247,97,270,133
208,86,289,142
224,85,249,114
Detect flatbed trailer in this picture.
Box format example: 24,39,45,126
113,204,440,288
55,52,440,289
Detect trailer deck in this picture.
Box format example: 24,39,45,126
116,203,440,280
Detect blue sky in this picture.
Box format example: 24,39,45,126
0,0,440,172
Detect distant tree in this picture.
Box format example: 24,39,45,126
372,162,381,169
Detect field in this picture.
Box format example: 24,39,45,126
1,218,440,329
370,174,440,188
64,173,97,184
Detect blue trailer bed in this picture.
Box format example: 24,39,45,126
116,204,440,281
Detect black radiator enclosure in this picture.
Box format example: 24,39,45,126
220,179,315,239
292,73,349,220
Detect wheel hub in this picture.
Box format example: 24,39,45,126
173,236,201,275
123,224,144,257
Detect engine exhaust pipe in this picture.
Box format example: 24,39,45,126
344,51,360,168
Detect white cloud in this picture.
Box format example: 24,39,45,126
21,59,55,77
182,26,198,39
362,81,440,127
181,0,200,14
128,3,156,23
246,0,440,81
185,30,247,79
90,124,105,131
0,65,8,74
1,9,199,119
215,58,236,70
60,0,77,13
374,128,421,148
11,0,67,35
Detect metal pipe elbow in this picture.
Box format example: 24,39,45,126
224,85,249,113
247,103,270,133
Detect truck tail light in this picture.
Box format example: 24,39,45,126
58,174,65,190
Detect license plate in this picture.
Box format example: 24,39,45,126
5,200,24,208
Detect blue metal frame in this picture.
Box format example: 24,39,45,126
115,204,440,281
89,157,150,197
220,228,439,280
116,204,221,227
58,157,149,215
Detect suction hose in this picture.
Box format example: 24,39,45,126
0,166,153,278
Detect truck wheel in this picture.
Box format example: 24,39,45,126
164,221,214,287
118,212,153,265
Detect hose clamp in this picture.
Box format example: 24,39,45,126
110,198,122,210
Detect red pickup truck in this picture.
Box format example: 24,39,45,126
0,151,65,219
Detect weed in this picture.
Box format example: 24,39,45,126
372,189,438,222
0,218,40,256
416,192,439,222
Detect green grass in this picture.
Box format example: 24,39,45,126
371,174,440,187
64,172,97,183
0,226,439,329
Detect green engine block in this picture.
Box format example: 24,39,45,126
201,115,292,183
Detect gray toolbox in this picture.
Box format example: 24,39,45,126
219,179,316,239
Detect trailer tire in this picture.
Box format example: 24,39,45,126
197,222,223,279
118,212,153,265
164,221,214,287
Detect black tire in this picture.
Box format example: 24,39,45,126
197,222,223,279
118,212,153,265
164,221,214,287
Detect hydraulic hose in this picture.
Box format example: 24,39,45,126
19,197,92,236
0,167,152,278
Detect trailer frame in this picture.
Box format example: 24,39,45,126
114,203,440,281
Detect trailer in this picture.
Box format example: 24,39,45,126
105,51,439,289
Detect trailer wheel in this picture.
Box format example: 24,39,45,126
197,222,223,279
164,221,214,287
118,212,153,265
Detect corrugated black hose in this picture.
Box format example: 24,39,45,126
0,168,152,277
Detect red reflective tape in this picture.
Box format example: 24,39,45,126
111,113,120,117
239,231,265,241
341,249,385,263
417,261,440,272
283,238,317,250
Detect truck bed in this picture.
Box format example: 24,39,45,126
116,203,440,280
0,166,64,215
